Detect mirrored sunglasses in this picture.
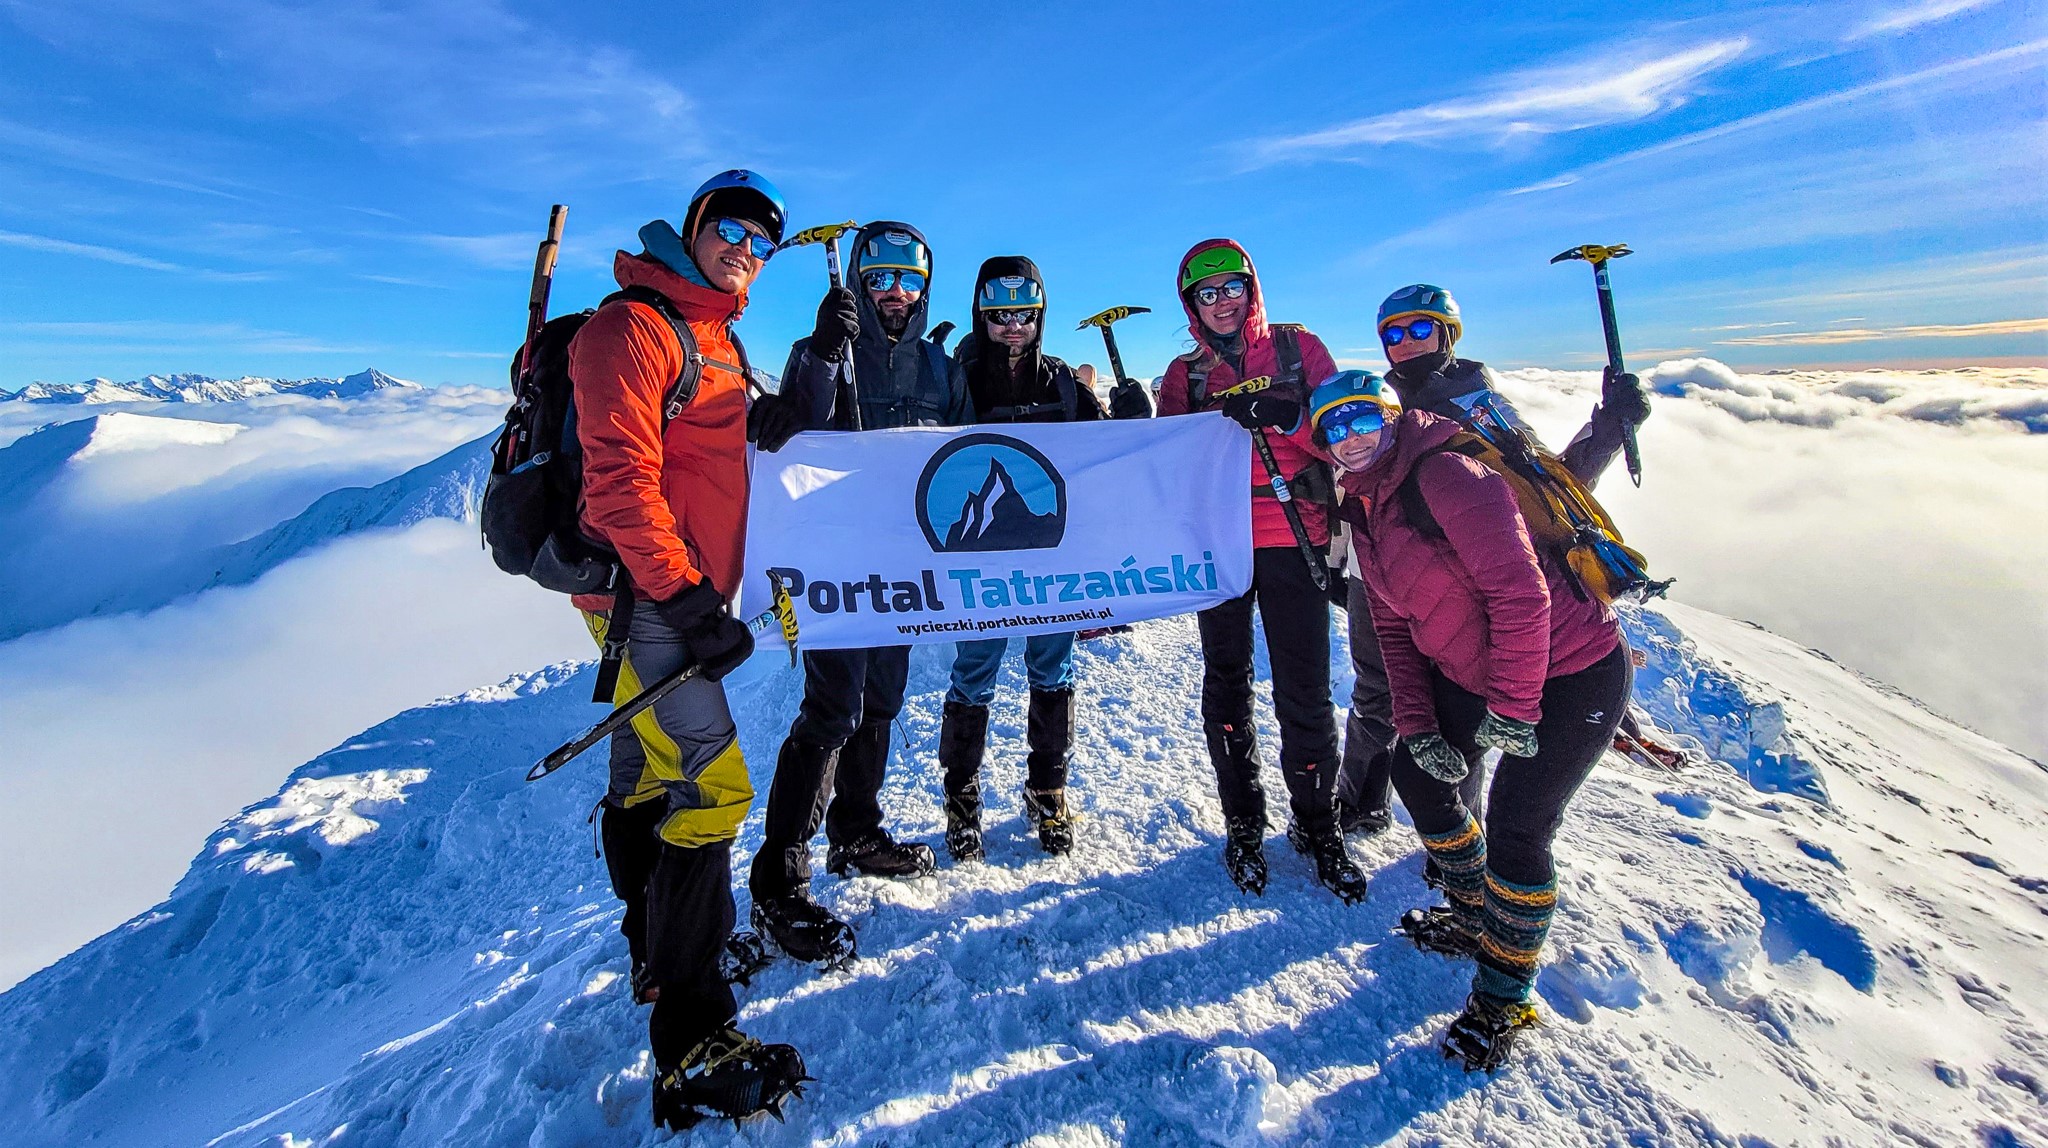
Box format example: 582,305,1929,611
986,309,1040,327
1191,278,1250,307
713,218,777,261
1380,318,1438,347
1322,404,1388,444
861,269,927,294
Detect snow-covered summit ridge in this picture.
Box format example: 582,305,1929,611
1,367,419,404
2,601,2042,1146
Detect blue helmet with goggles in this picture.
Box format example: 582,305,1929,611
1377,283,1461,344
977,274,1044,311
855,226,931,294
1308,370,1400,447
683,168,787,247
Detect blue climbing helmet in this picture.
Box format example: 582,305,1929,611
683,168,787,246
1377,283,1462,344
976,274,1044,311
1308,370,1400,447
855,227,931,278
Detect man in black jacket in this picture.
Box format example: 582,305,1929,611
751,222,970,966
936,257,1150,864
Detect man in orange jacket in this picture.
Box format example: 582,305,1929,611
569,169,806,1131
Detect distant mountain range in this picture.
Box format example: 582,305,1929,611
0,368,418,404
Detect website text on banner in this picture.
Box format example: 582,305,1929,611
742,413,1252,650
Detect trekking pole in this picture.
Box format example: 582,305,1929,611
1550,243,1643,487
779,221,863,429
1212,375,1330,593
527,573,799,782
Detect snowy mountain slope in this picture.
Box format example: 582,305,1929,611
3,602,2042,1146
0,368,418,405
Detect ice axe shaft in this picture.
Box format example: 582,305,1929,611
528,574,798,783
781,221,864,428
521,205,567,372
1076,305,1150,387
1550,243,1643,486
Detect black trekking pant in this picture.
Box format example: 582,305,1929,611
1389,642,1632,885
644,840,738,1067
601,798,668,972
1196,545,1340,827
1338,575,1488,823
751,646,909,899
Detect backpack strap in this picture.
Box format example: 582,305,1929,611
602,285,747,421
1270,323,1307,395
1395,445,1460,542
1181,350,1213,408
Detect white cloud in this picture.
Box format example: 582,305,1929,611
1716,317,2048,346
0,228,277,282
1493,360,2048,762
1246,38,1748,165
1848,0,2002,39
0,520,589,990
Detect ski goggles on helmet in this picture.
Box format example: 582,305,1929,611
711,218,777,261
1189,277,1249,307
1379,317,1438,346
861,269,927,294
985,309,1039,328
1318,401,1389,444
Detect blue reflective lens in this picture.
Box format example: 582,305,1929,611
1380,318,1438,346
1323,406,1387,443
714,218,777,260
1192,278,1250,307
862,269,927,294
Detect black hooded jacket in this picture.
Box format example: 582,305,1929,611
951,255,1105,425
781,220,969,431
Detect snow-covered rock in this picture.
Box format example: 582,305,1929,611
1,602,2041,1146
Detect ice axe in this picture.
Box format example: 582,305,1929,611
527,573,799,783
780,220,865,428
1550,242,1643,486
1076,305,1149,388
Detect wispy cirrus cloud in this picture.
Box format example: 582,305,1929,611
1242,38,1748,167
1847,0,2002,40
1715,317,2048,346
0,229,274,281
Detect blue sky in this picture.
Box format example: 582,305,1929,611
0,0,2042,389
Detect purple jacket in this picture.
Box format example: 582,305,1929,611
1342,410,1620,738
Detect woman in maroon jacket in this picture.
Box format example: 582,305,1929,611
1312,370,1632,1073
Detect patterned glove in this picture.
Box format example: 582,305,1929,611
1404,732,1470,783
1474,710,1540,758
1601,365,1651,428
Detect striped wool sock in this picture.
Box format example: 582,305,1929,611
1475,869,1559,1005
1418,815,1487,929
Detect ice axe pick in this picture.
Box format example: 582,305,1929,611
1075,305,1150,388
1550,242,1643,486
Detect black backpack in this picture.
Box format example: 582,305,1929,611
481,285,751,696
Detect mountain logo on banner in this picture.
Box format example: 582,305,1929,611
915,433,1067,553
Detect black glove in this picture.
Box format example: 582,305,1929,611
1600,366,1650,428
809,286,861,362
653,579,755,682
1220,392,1300,431
1109,379,1152,419
746,392,801,452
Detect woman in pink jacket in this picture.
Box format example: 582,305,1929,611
1156,239,1366,905
1311,370,1632,1073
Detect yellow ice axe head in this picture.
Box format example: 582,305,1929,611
1212,375,1274,398
1076,305,1150,331
778,220,859,253
767,572,799,665
1550,243,1632,266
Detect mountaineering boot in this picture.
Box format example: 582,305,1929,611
1440,993,1540,1073
651,1025,811,1130
718,929,773,987
1222,815,1269,895
1023,787,1074,856
1397,905,1481,959
827,829,936,879
1024,687,1078,855
939,700,989,863
1286,818,1370,904
1422,856,1447,891
750,895,856,968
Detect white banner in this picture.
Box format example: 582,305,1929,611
741,414,1252,650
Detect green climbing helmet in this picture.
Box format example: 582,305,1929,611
1180,244,1252,293
1377,283,1462,344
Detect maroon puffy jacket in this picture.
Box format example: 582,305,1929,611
1342,410,1621,738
